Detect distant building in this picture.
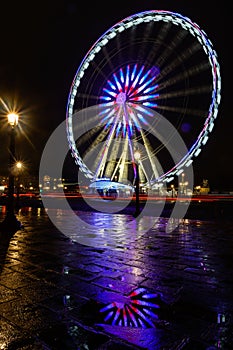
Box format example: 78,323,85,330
195,179,210,195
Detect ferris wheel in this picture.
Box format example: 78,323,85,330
66,10,221,188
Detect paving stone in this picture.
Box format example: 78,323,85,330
0,209,233,349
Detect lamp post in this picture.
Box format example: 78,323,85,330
0,113,21,233
171,184,175,198
180,172,185,195
15,161,23,208
134,150,141,217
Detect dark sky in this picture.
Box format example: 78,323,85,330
0,1,231,190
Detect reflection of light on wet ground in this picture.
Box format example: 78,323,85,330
18,207,43,216
99,287,161,328
43,208,160,249
0,205,7,214
1,207,233,349
0,206,45,218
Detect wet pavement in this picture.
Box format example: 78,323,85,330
0,206,233,349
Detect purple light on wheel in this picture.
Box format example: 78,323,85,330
99,65,160,137
100,64,160,106
181,122,191,133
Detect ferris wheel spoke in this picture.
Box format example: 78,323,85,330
153,103,208,119
157,42,203,84
105,138,122,178
157,62,212,94
157,84,212,100
94,106,123,179
129,105,161,180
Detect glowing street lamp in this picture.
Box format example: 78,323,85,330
180,172,185,195
0,112,21,233
134,150,141,217
171,184,175,198
8,113,19,126
15,161,23,207
16,161,22,170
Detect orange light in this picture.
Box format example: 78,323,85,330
7,113,19,126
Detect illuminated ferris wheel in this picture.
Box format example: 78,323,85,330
66,10,221,188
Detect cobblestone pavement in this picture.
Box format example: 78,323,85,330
0,206,233,349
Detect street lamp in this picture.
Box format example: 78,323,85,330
16,161,22,170
180,172,185,195
134,150,141,217
15,161,23,208
0,113,21,233
171,184,175,198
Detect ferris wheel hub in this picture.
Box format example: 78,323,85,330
116,92,127,105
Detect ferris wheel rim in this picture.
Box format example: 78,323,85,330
66,9,221,183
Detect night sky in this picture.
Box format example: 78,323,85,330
0,1,230,191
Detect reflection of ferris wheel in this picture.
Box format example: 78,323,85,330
66,10,221,186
